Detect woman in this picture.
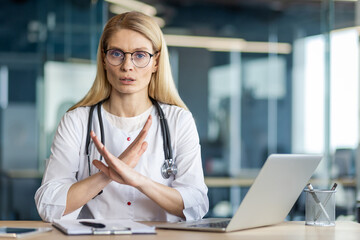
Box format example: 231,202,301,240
35,11,209,222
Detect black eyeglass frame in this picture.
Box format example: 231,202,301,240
104,49,158,68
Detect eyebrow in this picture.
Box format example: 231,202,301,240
107,46,151,52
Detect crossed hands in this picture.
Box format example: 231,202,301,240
91,115,152,188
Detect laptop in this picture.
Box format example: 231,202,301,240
156,154,322,232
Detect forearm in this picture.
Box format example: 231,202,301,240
138,178,185,218
63,171,111,216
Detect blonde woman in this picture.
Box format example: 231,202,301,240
35,11,209,222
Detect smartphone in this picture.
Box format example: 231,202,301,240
0,227,52,238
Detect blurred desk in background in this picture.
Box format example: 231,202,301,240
205,168,259,187
205,169,356,188
1,169,43,220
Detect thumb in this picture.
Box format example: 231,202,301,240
93,160,109,175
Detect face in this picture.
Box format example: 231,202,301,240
103,29,158,98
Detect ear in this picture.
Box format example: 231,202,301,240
152,53,159,73
152,65,158,73
102,51,107,70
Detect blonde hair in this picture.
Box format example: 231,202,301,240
69,11,187,111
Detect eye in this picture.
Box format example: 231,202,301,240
134,51,147,59
109,50,124,58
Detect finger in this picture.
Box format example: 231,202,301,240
109,168,126,183
137,141,148,157
90,131,104,154
101,145,116,169
118,116,152,159
132,115,152,144
93,160,109,176
144,115,152,130
102,145,127,171
94,160,125,184
128,115,152,148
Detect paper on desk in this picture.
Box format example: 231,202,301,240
52,219,156,235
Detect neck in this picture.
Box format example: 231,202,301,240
104,93,152,117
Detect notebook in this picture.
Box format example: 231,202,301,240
155,154,322,232
52,219,155,235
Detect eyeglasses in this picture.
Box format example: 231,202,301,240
104,49,156,68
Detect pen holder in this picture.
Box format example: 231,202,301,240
304,189,336,226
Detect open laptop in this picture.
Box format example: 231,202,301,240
156,154,322,232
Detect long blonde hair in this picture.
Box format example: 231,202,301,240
69,11,187,111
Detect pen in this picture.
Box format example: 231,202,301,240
306,183,331,223
313,183,337,221
79,221,106,228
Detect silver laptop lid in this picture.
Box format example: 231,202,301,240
226,154,322,231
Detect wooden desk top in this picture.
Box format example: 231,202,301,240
204,177,356,187
0,221,359,239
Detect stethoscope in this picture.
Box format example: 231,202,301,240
85,98,178,181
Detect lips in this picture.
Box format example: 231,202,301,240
119,77,135,84
119,77,135,81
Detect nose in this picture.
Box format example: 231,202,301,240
120,53,134,71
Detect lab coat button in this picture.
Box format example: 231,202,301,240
127,137,131,141
127,201,131,206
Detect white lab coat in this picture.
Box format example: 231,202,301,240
35,103,209,222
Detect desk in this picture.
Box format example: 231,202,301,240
204,177,356,187
0,221,359,239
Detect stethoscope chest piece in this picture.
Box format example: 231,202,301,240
161,159,178,179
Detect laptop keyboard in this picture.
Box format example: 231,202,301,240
188,220,231,229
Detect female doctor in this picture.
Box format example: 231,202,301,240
35,11,209,222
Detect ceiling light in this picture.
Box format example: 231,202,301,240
109,4,165,27
164,34,292,54
105,0,157,16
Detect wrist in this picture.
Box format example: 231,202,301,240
137,174,151,192
97,171,112,184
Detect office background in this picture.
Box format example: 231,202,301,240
0,0,359,221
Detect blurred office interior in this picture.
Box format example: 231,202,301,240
0,0,359,221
